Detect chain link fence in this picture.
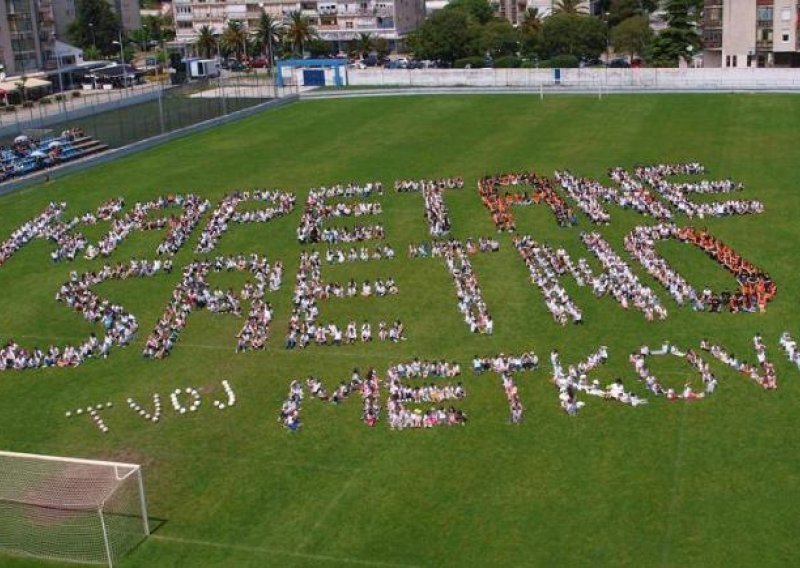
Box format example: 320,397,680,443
0,72,298,149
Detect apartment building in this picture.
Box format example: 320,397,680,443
0,0,56,74
703,0,800,67
0,0,139,76
174,0,425,49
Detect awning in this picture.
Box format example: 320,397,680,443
0,77,52,91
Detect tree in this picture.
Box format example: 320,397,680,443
307,38,333,57
649,0,700,66
142,14,175,49
607,0,641,27
68,0,121,55
222,20,247,59
408,10,479,65
130,27,150,51
356,33,374,58
14,75,28,103
611,15,652,59
444,0,494,25
520,7,542,33
83,45,102,61
479,19,519,57
540,14,607,60
255,12,282,66
552,0,587,15
195,25,217,59
286,10,315,55
375,37,390,59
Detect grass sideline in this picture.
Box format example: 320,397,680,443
1,94,799,567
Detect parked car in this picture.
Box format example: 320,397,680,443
250,56,269,69
607,58,631,68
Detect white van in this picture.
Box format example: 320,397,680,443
188,59,221,79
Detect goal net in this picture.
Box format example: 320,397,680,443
0,451,150,567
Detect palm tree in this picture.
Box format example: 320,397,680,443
355,32,373,58
286,10,314,56
256,11,282,66
552,0,587,14
222,19,247,59
195,24,217,59
521,7,542,31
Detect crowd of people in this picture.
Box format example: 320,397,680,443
285,251,404,349
548,346,646,414
91,194,210,259
582,232,667,321
279,368,382,430
513,235,586,325
408,237,499,258
143,254,281,359
387,359,461,379
632,163,762,219
0,202,65,268
472,351,539,374
478,172,576,232
46,198,125,262
513,232,665,324
0,259,156,371
625,224,776,313
499,373,524,423
779,332,800,369
0,129,88,182
196,190,296,252
296,182,384,244
386,359,467,429
394,177,464,237
630,345,716,399
700,334,777,389
556,169,672,225
325,245,395,264
417,240,493,334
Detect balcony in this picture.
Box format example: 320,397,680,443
756,40,773,50
703,28,722,49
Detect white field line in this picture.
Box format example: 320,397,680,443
295,471,361,553
149,533,422,568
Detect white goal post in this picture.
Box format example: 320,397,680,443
0,450,150,567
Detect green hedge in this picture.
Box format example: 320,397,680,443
540,55,580,68
493,56,522,69
454,56,486,69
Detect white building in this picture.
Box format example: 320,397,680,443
703,0,800,68
174,0,425,50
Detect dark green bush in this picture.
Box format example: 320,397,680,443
454,56,486,69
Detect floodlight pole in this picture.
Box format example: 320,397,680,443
52,32,68,119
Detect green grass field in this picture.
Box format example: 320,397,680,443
1,94,800,567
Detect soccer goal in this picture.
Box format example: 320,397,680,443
0,450,150,567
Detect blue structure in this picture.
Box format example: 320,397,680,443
275,59,349,88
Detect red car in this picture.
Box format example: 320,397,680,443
250,56,269,69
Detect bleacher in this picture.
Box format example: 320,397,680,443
0,130,108,182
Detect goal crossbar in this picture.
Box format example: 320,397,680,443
0,450,150,567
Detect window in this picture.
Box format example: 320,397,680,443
782,7,791,21
757,6,773,23
725,55,731,67
732,55,737,67
783,32,790,42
